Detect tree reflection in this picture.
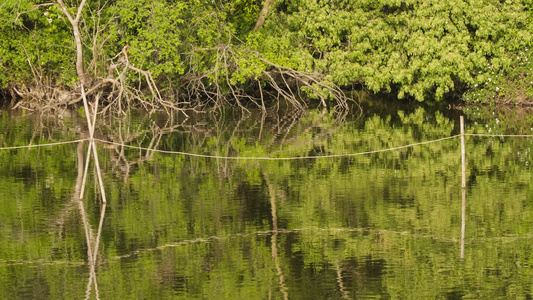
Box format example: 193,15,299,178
266,174,289,300
73,140,107,300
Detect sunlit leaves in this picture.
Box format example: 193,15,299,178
0,1,76,87
3,0,533,104
250,0,533,102
110,0,187,80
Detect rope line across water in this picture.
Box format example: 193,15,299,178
466,133,533,138
2,133,533,158
0,139,89,150
94,135,461,160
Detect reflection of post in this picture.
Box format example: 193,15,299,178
93,203,107,266
74,134,107,299
461,185,466,259
266,177,289,300
83,203,106,300
79,197,96,300
74,141,86,199
72,141,98,299
460,116,466,259
79,193,107,299
335,263,350,299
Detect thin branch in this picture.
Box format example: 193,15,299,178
13,3,55,23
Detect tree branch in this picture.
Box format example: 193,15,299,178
56,0,90,85
253,0,274,30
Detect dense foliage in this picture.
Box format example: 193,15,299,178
2,0,533,107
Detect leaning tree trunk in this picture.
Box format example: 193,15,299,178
56,0,90,86
253,0,275,31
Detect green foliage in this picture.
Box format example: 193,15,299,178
226,0,262,35
0,1,77,88
110,0,187,80
3,0,533,105
251,0,533,102
464,46,533,103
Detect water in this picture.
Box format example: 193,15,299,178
1,103,533,299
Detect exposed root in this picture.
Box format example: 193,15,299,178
180,45,356,115
12,46,191,116
11,44,356,116
8,1,357,116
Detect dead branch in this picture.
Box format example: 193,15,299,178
13,3,55,24
253,0,275,31
55,0,90,86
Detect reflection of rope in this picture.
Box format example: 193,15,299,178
1,133,532,157
94,135,461,160
466,133,533,138
109,227,533,261
0,139,89,150
2,227,531,265
108,227,460,261
0,259,85,266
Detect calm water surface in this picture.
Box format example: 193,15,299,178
1,102,533,299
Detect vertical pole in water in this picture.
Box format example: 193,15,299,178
460,116,466,259
80,84,107,204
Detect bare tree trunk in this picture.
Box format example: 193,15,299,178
72,23,89,86
253,0,275,31
56,0,90,86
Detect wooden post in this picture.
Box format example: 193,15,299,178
79,94,99,198
460,116,466,259
80,84,107,203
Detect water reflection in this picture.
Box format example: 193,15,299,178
73,140,107,299
461,116,466,259
266,175,289,300
1,105,533,298
83,202,106,300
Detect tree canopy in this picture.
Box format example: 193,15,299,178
2,0,533,111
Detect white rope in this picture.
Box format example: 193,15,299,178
1,133,531,158
0,139,89,150
466,133,533,138
94,135,461,160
